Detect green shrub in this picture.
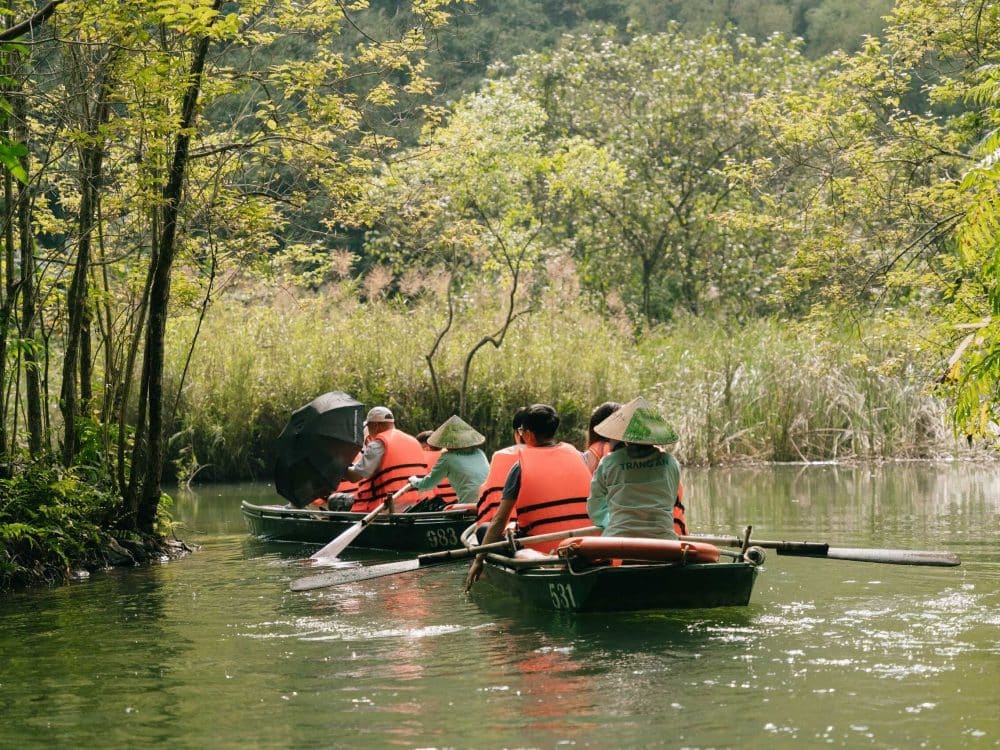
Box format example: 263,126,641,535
0,461,120,591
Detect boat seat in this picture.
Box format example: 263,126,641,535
513,548,552,560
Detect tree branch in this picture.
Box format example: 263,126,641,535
0,0,63,42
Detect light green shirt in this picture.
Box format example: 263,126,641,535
411,448,489,505
587,444,680,539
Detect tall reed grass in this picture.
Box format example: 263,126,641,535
165,284,961,482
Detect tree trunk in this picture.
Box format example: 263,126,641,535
131,5,220,535
12,75,42,455
0,165,13,463
60,77,109,466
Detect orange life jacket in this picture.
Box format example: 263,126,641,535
420,450,457,505
477,445,520,525
584,440,613,474
515,442,592,553
674,482,687,536
351,428,426,512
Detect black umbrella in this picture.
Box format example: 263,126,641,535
273,391,365,507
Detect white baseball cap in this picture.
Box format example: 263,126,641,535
365,406,395,424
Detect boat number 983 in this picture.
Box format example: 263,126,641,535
548,583,578,609
426,528,459,548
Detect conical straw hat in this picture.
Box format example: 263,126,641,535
593,396,678,445
427,415,485,449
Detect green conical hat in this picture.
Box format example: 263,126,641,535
594,396,678,445
427,415,485,450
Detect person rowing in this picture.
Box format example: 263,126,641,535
407,415,489,508
327,406,426,512
465,403,592,590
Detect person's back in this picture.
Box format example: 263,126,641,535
408,416,489,507
476,407,528,528
514,440,591,550
589,443,680,538
477,445,520,526
348,407,426,512
586,396,682,539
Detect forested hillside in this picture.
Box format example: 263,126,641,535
336,0,896,139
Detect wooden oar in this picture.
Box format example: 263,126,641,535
308,484,411,562
683,534,961,567
292,525,601,591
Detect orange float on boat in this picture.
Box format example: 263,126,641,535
556,535,720,564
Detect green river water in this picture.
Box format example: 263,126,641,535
1,462,998,749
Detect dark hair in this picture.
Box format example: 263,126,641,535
587,401,621,446
511,406,529,430
415,430,433,445
521,403,559,440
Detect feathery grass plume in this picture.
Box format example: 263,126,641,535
164,286,962,481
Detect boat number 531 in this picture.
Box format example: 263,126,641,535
426,528,459,547
548,583,578,609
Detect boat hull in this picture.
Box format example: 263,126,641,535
481,555,759,612
240,501,474,552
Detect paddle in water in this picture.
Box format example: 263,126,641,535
308,483,412,562
292,525,602,591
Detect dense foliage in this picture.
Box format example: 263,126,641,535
0,461,128,590
165,286,956,484
1,0,997,591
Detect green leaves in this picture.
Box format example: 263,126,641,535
0,461,121,589
0,134,27,183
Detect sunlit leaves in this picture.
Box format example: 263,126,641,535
503,26,817,321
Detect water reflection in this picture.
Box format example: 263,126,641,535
2,463,997,749
692,462,1000,548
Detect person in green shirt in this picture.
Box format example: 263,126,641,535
408,415,489,506
587,396,682,539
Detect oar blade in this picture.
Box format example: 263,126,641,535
684,534,961,567
308,520,364,561
291,559,423,591
308,498,394,561
804,547,961,567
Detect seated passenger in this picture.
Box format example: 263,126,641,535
586,396,682,539
465,404,592,590
408,415,489,508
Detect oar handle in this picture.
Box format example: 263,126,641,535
780,545,962,566
358,501,387,526
383,482,414,514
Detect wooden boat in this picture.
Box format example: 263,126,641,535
477,535,761,612
240,500,476,553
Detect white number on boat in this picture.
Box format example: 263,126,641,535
426,527,459,548
548,583,578,609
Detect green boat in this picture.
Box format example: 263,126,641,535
240,500,476,552
478,553,760,612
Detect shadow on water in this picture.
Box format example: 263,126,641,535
470,583,761,661
2,569,194,746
